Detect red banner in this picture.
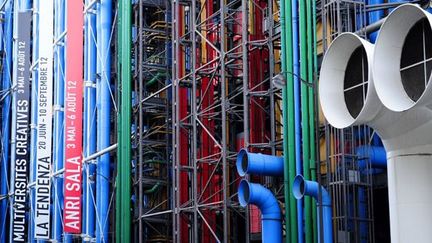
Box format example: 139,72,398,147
63,0,84,233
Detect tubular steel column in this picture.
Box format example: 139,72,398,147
52,0,66,239
0,1,13,241
96,0,112,241
83,0,97,240
116,0,132,241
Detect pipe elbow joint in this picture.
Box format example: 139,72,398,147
238,180,282,220
236,149,284,177
293,175,331,207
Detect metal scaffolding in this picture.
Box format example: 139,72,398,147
131,0,172,242
171,0,282,241
320,0,375,242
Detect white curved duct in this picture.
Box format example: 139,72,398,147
320,5,432,241
372,4,432,243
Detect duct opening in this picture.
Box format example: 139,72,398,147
319,33,373,128
238,180,250,206
400,17,432,102
344,46,368,118
373,4,432,111
241,155,248,174
242,184,250,202
293,175,306,199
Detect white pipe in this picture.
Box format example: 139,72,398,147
320,6,432,242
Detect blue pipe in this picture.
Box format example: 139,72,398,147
52,0,65,240
82,0,97,239
29,0,39,241
238,180,282,243
0,1,13,242
291,0,303,239
367,0,384,43
236,149,284,177
96,0,112,241
293,175,333,243
356,145,387,169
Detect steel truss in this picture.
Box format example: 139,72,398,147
131,0,172,242
171,0,282,241
320,1,376,242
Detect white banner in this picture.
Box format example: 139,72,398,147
35,0,54,239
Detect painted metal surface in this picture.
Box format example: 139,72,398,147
236,149,284,177
96,0,112,241
320,7,432,241
238,180,282,243
116,0,132,241
293,175,333,243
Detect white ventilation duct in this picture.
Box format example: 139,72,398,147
320,5,432,242
373,4,432,243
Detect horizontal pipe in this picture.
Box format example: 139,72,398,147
236,149,284,177
83,143,117,162
238,180,282,243
355,17,387,35
293,175,332,243
357,145,387,169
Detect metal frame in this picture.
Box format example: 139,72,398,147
171,0,282,241
131,0,172,242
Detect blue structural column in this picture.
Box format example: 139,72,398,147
82,0,97,239
291,0,303,240
96,0,112,241
52,0,65,240
28,0,39,241
0,1,13,242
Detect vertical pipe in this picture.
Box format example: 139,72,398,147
96,0,112,241
83,0,97,239
116,0,131,241
9,1,19,240
291,0,304,240
29,0,39,240
299,0,312,241
52,0,65,240
281,0,298,240
0,1,13,241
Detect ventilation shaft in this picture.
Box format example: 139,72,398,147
319,5,432,242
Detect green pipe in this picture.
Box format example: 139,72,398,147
281,0,298,241
146,72,167,87
116,0,132,242
299,0,313,241
306,0,318,241
144,159,166,164
144,182,161,194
